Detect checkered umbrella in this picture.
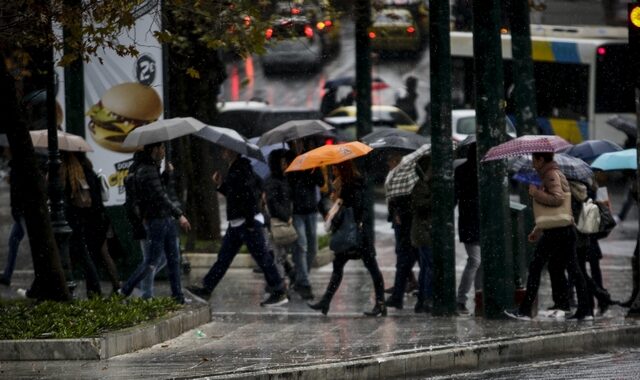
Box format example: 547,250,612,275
481,135,572,162
385,143,431,200
509,153,594,182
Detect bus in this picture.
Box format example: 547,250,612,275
449,25,633,146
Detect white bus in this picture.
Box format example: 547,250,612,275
449,25,633,146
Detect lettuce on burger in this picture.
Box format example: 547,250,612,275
87,82,162,153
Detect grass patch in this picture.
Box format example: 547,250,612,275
318,234,329,250
0,297,181,340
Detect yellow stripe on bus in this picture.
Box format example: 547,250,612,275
531,41,555,62
549,118,583,144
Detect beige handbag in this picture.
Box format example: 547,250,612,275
270,218,298,246
532,192,574,229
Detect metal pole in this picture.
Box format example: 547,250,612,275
429,0,456,316
472,0,514,318
47,31,75,293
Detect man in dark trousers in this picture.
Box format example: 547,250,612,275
188,148,288,307
119,142,191,304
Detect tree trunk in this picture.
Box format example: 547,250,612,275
0,58,70,301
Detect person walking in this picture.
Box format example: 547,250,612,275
0,151,26,287
394,76,418,122
308,161,386,316
505,152,593,321
264,149,297,290
187,148,288,307
119,143,191,304
384,152,419,310
411,154,434,313
454,144,482,315
287,140,323,300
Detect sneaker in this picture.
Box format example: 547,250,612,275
566,311,594,321
504,308,532,321
183,288,209,304
547,304,571,313
186,285,212,300
295,286,314,301
457,303,470,315
260,291,288,307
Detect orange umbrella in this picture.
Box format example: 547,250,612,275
285,141,373,172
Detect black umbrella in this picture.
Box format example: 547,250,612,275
256,119,334,147
361,129,430,151
606,115,637,139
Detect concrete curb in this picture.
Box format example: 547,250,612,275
0,303,211,361
200,324,640,379
184,247,334,270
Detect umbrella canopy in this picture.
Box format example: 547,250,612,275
606,115,636,139
194,126,265,162
121,117,207,148
561,139,623,163
509,153,594,183
285,141,372,172
29,130,93,152
590,148,637,171
481,135,572,162
256,119,334,147
512,170,542,187
385,143,431,200
324,76,389,90
361,128,430,151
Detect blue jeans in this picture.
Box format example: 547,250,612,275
202,221,284,293
292,213,318,287
122,218,183,302
390,222,418,302
138,239,168,299
2,216,25,281
417,246,433,300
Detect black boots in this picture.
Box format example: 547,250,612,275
364,301,387,317
307,299,330,315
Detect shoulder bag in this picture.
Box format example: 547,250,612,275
270,217,298,246
576,198,601,234
329,205,360,253
532,191,573,229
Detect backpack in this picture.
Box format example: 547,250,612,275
594,202,617,240
576,198,600,234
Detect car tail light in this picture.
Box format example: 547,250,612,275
597,47,606,56
291,7,301,15
406,26,416,34
325,138,335,145
304,25,314,38
317,21,326,30
325,20,333,27
368,31,376,39
265,28,273,40
243,16,251,28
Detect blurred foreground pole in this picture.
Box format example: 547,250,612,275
354,0,375,244
429,0,456,316
628,2,640,313
472,0,514,318
509,0,538,283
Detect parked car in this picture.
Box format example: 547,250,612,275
379,0,429,37
369,8,422,54
261,16,323,75
450,109,518,142
215,101,323,138
327,105,419,133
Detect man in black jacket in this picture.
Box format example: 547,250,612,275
188,148,287,306
120,143,191,304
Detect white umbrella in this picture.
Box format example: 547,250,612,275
256,119,334,147
29,130,93,152
121,117,207,148
194,126,265,162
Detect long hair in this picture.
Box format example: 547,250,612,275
60,152,87,197
332,160,361,198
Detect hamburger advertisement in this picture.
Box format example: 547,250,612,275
82,2,163,206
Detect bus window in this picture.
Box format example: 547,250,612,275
595,44,635,114
532,61,589,120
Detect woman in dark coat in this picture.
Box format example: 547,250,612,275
308,160,386,316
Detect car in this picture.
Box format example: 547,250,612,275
327,105,419,133
261,16,323,75
378,0,429,37
450,109,517,142
215,101,323,138
368,8,422,54
273,1,341,56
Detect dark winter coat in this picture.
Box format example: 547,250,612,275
288,169,324,215
339,176,365,226
411,161,432,248
265,175,293,222
218,156,263,227
454,158,480,244
136,156,183,220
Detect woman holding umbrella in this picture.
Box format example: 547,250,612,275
308,159,387,316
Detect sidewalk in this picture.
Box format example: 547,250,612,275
1,220,639,378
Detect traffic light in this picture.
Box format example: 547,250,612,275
629,3,640,86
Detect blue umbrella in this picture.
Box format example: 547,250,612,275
562,139,622,163
512,170,542,187
590,148,637,171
